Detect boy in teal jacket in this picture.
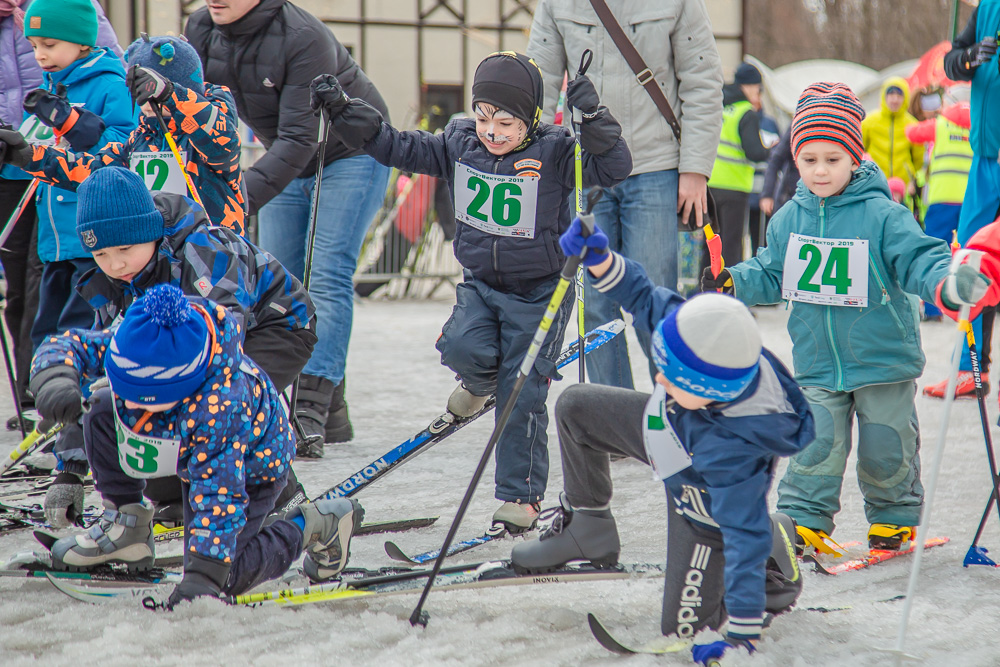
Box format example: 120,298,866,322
702,83,990,553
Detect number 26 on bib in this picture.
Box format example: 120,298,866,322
454,162,539,239
782,233,869,307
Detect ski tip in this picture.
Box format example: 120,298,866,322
587,613,636,655
33,529,59,551
384,541,418,564
963,544,998,568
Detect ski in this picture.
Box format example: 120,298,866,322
314,320,626,502
0,422,63,478
806,537,950,575
148,516,440,545
0,565,182,585
384,529,506,565
588,613,692,655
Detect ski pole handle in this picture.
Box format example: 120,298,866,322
571,49,594,127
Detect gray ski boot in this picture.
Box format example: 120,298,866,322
288,498,365,582
50,499,155,572
510,493,620,573
446,383,489,418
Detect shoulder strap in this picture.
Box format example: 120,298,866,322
588,0,682,140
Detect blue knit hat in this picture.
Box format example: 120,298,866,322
651,294,762,402
125,35,204,89
105,284,212,405
77,167,164,251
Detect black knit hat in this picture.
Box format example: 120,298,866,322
734,63,762,85
471,52,544,145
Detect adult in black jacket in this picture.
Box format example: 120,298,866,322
760,127,799,217
186,0,392,455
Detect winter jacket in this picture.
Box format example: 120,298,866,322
19,83,247,235
906,103,972,206
29,48,137,262
364,118,632,294
526,0,723,178
30,297,294,566
943,2,1000,159
726,161,953,392
0,0,122,180
590,252,814,637
861,77,923,184
76,193,314,336
185,0,390,214
761,127,798,212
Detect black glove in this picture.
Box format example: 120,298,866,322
127,65,174,107
962,38,998,71
43,472,84,529
566,74,600,117
0,128,32,168
30,367,84,425
700,267,734,295
328,99,384,151
166,553,230,609
23,84,72,128
310,74,351,119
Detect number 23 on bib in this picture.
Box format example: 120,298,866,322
454,162,540,238
781,233,869,307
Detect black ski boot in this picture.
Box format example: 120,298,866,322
295,374,335,459
325,378,353,443
510,493,620,573
766,513,803,614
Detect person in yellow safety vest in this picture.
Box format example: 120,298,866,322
908,103,974,330
861,77,924,190
706,63,770,270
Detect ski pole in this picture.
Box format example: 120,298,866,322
0,179,39,251
409,189,604,627
889,303,970,666
572,49,593,384
0,422,63,477
146,95,203,208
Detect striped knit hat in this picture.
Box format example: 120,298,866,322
790,82,866,165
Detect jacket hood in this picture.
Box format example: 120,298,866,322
792,160,889,206
722,82,749,107
214,0,284,38
46,46,124,86
879,76,911,118
941,101,971,128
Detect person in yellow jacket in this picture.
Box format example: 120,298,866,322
862,77,924,188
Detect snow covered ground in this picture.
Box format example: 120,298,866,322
2,296,999,667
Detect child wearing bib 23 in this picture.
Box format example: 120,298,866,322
311,51,632,532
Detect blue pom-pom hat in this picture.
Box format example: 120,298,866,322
105,284,213,405
125,35,204,89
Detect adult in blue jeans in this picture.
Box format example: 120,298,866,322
187,0,391,455
527,0,723,387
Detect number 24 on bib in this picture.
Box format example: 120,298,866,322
782,234,869,307
454,162,539,239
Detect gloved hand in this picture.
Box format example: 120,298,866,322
166,553,230,609
962,37,998,71
691,637,756,666
940,257,992,310
0,128,32,168
310,74,351,119
23,84,72,128
566,74,600,118
30,368,84,425
43,472,84,529
559,217,609,267
22,84,105,151
700,267,734,295
127,65,174,107
327,99,384,150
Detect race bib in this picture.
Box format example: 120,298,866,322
642,385,693,481
781,233,869,307
18,115,56,147
130,151,189,195
454,162,539,238
114,408,182,479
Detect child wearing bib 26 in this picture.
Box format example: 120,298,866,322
701,82,991,553
0,35,246,235
310,51,632,532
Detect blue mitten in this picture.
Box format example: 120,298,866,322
692,638,755,665
558,217,609,266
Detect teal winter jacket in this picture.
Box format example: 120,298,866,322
727,161,952,392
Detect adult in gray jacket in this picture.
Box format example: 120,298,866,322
527,0,723,389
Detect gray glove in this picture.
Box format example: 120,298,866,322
0,128,31,169
942,260,991,309
43,472,84,528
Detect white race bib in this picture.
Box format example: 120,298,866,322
130,151,189,195
114,408,181,479
454,162,539,238
642,385,693,481
781,233,869,307
18,115,56,147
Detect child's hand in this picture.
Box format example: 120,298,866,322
127,65,174,107
691,637,756,666
0,128,31,169
566,74,600,118
22,84,71,128
941,252,992,310
31,370,84,426
701,267,734,295
559,216,609,266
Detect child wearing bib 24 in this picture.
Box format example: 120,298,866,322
0,35,246,235
310,52,632,532
701,83,991,553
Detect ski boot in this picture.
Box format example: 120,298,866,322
765,513,802,614
288,498,365,582
429,382,490,434
492,501,541,536
325,378,353,444
794,525,845,558
922,371,984,399
868,524,915,551
510,493,620,573
295,374,336,459
50,500,155,572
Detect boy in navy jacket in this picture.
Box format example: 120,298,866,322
311,52,632,531
511,223,814,664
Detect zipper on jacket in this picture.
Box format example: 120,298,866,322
491,155,505,280
46,187,60,260
868,250,906,336
818,199,844,390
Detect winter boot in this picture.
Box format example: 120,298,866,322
492,501,541,535
765,513,802,614
868,524,915,551
510,493,620,573
295,374,335,459
288,498,365,582
447,383,489,418
922,371,984,399
50,500,155,572
325,378,353,444
794,525,845,557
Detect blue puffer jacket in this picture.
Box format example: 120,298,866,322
591,252,814,635
30,47,137,262
364,118,631,294
727,161,953,392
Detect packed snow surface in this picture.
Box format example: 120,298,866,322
1,298,998,666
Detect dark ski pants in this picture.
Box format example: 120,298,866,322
436,273,571,503
82,387,304,595
31,258,98,350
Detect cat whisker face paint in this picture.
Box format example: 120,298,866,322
475,103,527,155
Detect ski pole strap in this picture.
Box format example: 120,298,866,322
704,222,724,279
152,105,204,208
